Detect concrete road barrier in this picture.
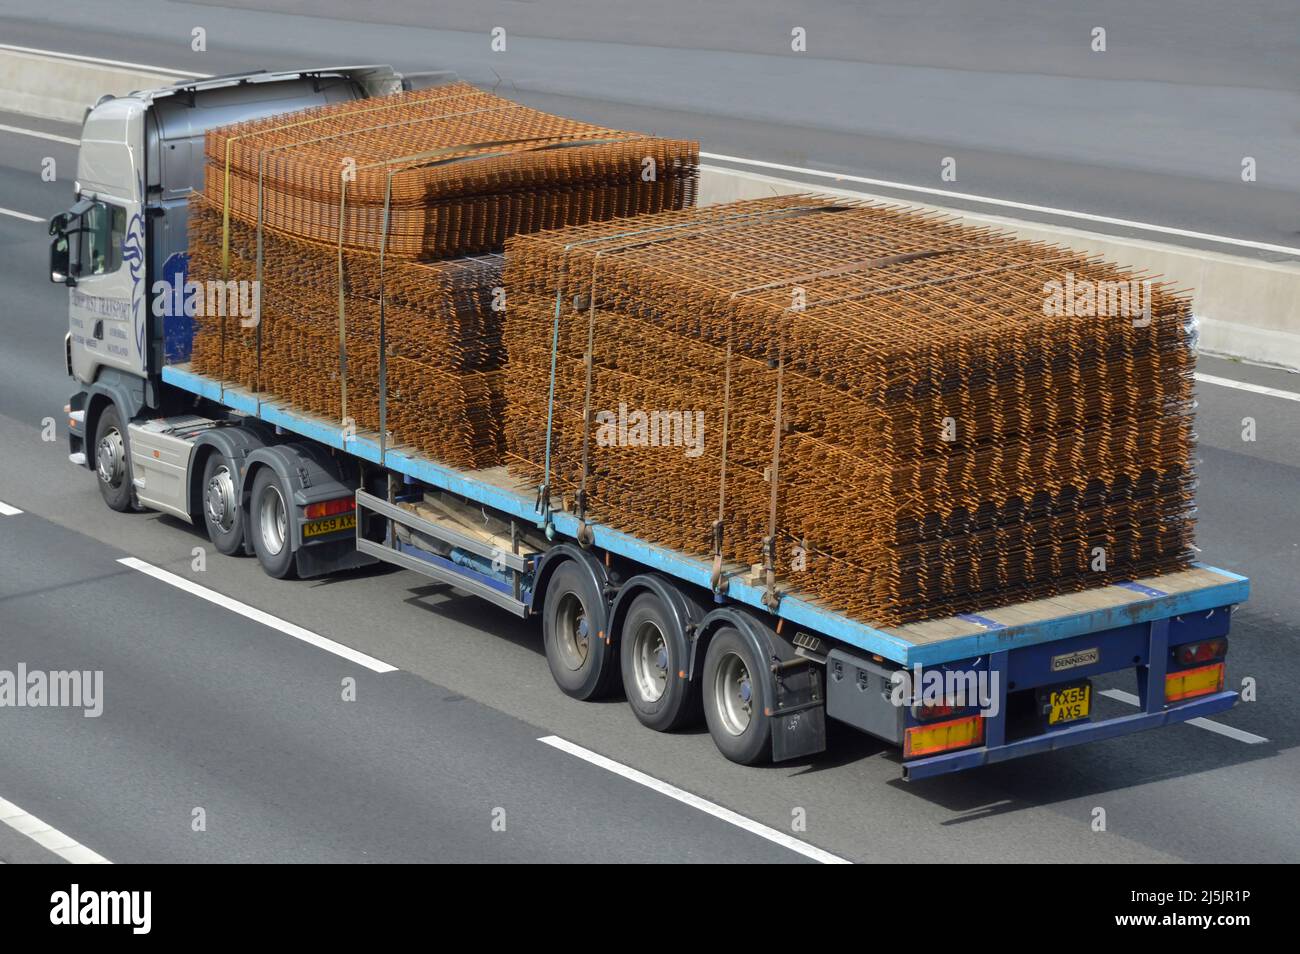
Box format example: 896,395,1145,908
700,166,1300,371
0,47,183,123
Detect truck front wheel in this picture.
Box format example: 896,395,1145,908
249,468,296,579
702,627,772,765
93,404,133,513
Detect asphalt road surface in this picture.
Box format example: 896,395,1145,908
1,5,1298,863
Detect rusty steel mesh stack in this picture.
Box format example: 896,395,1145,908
190,194,507,468
202,81,698,258
189,84,699,469
502,196,1197,625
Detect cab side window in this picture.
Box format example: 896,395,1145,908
79,200,126,275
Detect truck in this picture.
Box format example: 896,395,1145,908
47,65,1249,780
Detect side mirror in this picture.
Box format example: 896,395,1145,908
49,212,71,237
50,233,72,285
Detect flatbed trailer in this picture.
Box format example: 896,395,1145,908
153,363,1249,779
50,64,1249,780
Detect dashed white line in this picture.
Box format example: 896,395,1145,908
0,207,43,223
117,557,398,673
539,735,851,864
0,43,206,78
1194,372,1300,403
0,122,79,145
0,795,112,863
701,154,1300,258
0,500,23,515
1099,689,1268,744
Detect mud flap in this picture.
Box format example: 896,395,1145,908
770,663,827,762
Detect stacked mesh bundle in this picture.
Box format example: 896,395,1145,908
502,196,1197,625
189,84,697,470
203,82,699,259
189,194,506,468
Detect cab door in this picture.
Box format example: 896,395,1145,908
67,99,148,384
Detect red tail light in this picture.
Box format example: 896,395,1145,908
914,703,957,722
1174,639,1226,667
304,496,355,519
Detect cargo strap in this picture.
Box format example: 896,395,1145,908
377,172,394,463
711,316,733,594
763,321,787,611
254,152,265,395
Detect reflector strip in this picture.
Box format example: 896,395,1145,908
904,714,985,758
1165,662,1225,703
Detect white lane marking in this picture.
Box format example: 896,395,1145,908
1194,372,1300,403
0,122,79,145
0,43,207,78
1099,688,1268,744
538,735,851,863
0,500,22,515
700,154,1300,258
0,207,43,223
117,557,398,673
0,795,112,863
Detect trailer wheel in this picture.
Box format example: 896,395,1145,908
249,468,296,579
542,560,617,700
620,591,701,731
201,452,244,555
702,626,772,765
93,404,133,513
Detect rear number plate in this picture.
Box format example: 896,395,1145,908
1042,682,1092,726
302,513,356,538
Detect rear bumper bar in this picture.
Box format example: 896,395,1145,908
902,689,1239,780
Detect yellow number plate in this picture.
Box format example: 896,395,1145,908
1047,684,1091,725
302,513,356,538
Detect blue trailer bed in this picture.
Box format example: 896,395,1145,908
162,364,1248,667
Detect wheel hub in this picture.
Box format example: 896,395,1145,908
259,484,288,556
205,465,237,532
714,652,754,736
632,621,669,703
96,428,124,487
555,593,590,671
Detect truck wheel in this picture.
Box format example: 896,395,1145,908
702,627,772,765
93,404,133,512
620,591,701,731
249,468,296,579
542,560,617,700
201,453,244,555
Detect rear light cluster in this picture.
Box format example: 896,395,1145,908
304,496,355,519
1172,638,1227,667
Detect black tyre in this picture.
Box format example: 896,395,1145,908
93,404,133,512
702,626,772,765
620,591,701,731
200,452,244,555
542,560,617,700
249,468,296,579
